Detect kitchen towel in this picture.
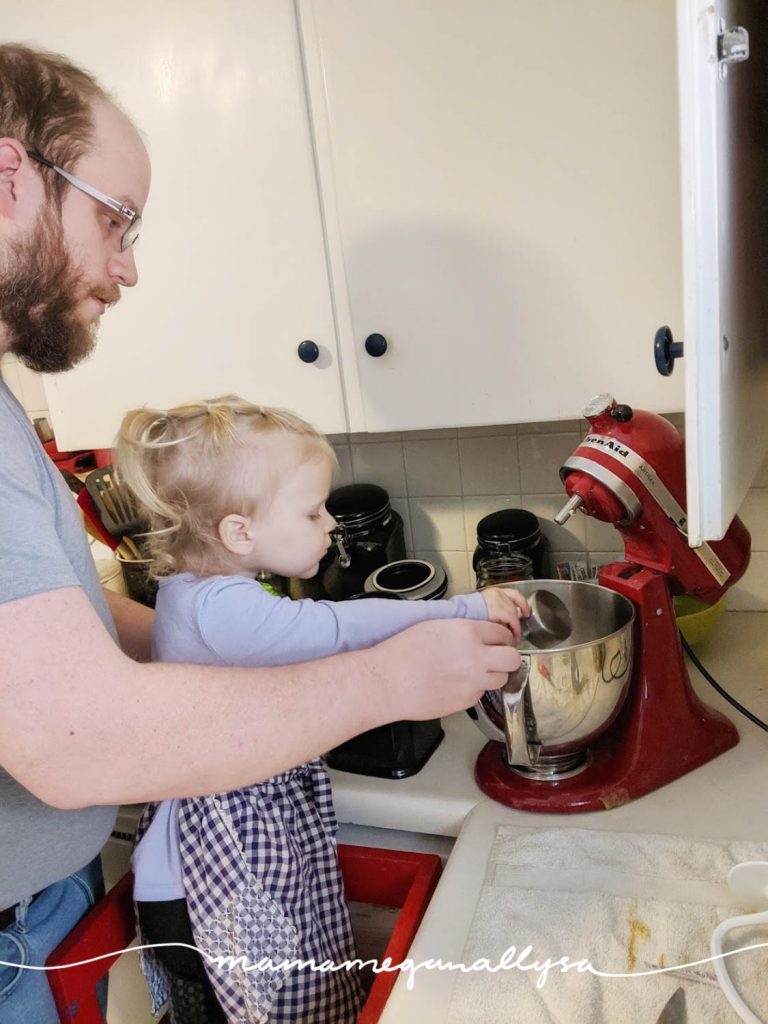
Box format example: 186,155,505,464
447,825,768,1024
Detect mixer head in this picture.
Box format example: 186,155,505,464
554,393,750,604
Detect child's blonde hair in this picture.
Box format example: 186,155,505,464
116,395,334,577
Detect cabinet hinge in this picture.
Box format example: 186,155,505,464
717,23,749,78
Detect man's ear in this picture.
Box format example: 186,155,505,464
0,140,31,220
218,513,255,556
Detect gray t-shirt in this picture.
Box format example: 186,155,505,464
0,380,118,909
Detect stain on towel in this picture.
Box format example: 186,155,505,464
627,901,651,973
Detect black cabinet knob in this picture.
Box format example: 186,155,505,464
297,340,320,364
364,333,388,358
654,325,684,377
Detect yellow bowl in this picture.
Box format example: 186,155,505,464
673,595,726,646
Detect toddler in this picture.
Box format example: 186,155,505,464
117,396,527,1024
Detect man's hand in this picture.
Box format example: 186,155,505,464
370,618,521,720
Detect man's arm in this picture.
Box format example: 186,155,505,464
103,588,154,662
0,586,520,809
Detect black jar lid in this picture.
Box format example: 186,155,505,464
476,509,541,548
364,559,448,600
327,483,391,532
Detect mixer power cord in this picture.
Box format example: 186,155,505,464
681,633,768,734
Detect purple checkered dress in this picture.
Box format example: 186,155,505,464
136,759,364,1023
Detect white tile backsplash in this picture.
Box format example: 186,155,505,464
331,444,354,488
408,497,467,551
403,439,462,496
583,512,626,552
458,435,520,495
389,497,413,553
352,441,407,497
518,432,582,493
7,357,768,605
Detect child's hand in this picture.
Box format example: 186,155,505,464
479,586,531,641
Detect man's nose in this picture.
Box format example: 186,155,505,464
107,245,139,287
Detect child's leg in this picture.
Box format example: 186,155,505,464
137,899,227,1024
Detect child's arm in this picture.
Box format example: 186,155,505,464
184,576,528,667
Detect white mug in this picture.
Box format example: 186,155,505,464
710,862,768,1024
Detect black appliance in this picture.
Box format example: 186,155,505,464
325,719,444,781
322,562,446,780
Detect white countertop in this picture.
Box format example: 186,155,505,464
328,710,487,838
326,611,768,1023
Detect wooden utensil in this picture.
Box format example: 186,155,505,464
85,465,142,535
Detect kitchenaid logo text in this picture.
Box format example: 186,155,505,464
583,435,630,459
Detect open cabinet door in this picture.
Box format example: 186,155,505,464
677,0,768,544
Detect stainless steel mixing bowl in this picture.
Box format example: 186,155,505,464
474,579,635,778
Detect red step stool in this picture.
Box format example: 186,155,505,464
46,844,442,1023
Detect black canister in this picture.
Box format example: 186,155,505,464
290,483,406,601
473,508,549,581
325,719,444,781
324,564,445,780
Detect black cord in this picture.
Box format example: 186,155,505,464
681,632,768,733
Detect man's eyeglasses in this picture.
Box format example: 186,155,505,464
26,149,141,251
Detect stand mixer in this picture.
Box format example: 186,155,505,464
474,393,751,813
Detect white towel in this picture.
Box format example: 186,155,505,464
447,826,768,1024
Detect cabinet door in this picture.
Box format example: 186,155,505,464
677,0,768,543
301,0,685,432
6,0,346,448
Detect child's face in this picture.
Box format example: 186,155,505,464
248,451,337,579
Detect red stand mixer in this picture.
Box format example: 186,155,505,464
474,393,751,813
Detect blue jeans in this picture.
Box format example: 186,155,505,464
0,855,106,1023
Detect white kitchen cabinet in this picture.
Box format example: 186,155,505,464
299,0,686,431
16,0,687,447
677,0,768,542
6,0,348,449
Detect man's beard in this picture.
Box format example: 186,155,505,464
0,208,116,374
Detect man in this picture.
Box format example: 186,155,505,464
0,44,521,1020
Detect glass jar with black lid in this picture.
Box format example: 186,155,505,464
473,508,549,585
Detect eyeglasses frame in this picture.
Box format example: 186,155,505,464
25,149,141,250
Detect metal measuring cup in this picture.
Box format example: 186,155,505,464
518,589,572,648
